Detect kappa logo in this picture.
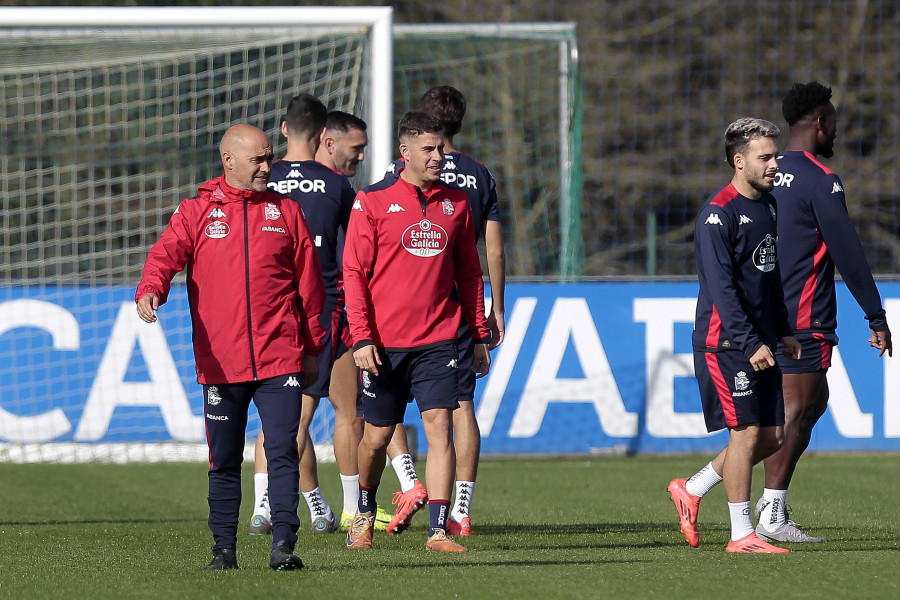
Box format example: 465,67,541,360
287,169,302,178
739,214,753,225
705,213,723,226
207,207,227,219
387,163,397,175
442,199,455,215
734,371,750,391
444,158,457,170
832,182,844,194
402,219,448,257
283,376,301,387
207,386,222,406
205,221,230,239
264,203,282,221
386,203,405,214
353,199,363,211
446,358,458,368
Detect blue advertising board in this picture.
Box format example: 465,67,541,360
1,282,898,453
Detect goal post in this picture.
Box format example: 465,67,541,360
0,6,393,463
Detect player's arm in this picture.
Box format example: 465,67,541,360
453,204,492,376
812,175,889,335
135,201,195,318
695,206,764,358
483,219,506,349
343,191,381,372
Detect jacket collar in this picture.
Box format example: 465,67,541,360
197,174,265,204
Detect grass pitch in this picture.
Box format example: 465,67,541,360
0,455,898,599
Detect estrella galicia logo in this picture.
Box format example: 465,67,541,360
207,386,222,406
752,234,776,272
205,221,230,239
402,219,448,257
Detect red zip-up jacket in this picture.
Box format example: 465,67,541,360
343,173,490,351
136,175,326,384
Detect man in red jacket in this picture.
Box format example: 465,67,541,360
342,111,491,553
135,124,325,571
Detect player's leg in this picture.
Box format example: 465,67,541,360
412,344,467,552
254,374,304,569
201,382,251,569
385,422,429,533
298,394,336,533
347,350,403,549
667,352,728,547
758,346,830,542
249,430,272,535
449,332,478,536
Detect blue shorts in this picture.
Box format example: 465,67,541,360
776,333,835,373
694,350,784,432
360,343,460,426
456,321,476,403
305,306,352,398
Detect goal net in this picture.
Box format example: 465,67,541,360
0,10,580,463
0,7,391,462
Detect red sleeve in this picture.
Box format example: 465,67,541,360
135,201,194,305
343,191,377,348
292,204,326,356
453,203,491,343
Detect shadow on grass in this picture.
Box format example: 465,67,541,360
0,517,201,526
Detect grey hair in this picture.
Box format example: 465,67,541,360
724,117,781,167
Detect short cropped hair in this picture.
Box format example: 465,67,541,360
419,86,466,137
724,117,781,167
782,81,833,126
325,110,367,134
398,111,443,141
283,93,327,137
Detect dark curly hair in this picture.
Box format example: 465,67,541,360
782,81,832,126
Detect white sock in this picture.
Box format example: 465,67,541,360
685,461,723,497
391,454,419,493
302,487,333,520
728,501,754,541
759,488,788,532
451,481,475,522
340,473,360,516
253,473,269,518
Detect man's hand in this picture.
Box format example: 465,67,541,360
780,335,802,361
303,354,320,388
354,345,382,376
749,344,776,371
486,310,505,350
869,328,893,357
136,293,159,323
472,343,491,379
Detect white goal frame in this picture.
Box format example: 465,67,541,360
0,6,394,185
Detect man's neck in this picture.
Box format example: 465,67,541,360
400,169,435,192
784,129,817,155
282,140,316,162
730,175,761,200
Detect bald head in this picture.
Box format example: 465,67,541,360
220,124,274,192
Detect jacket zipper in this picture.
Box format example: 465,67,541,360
244,198,258,380
416,186,427,215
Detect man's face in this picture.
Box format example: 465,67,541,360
226,136,273,192
817,102,838,159
330,127,368,177
737,136,779,194
399,131,444,187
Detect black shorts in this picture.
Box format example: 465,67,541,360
359,343,460,426
694,350,784,432
776,333,835,373
305,307,351,398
